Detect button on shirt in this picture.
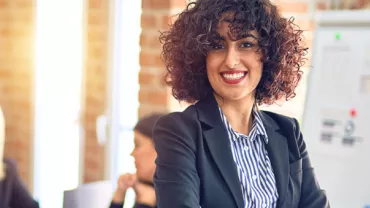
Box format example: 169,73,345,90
218,106,279,208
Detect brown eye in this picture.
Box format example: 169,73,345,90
211,43,225,50
240,42,253,48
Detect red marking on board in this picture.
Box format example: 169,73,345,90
350,108,357,118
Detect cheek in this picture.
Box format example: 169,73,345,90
147,149,157,164
137,150,157,177
243,56,263,77
206,54,222,74
253,64,263,78
138,148,156,164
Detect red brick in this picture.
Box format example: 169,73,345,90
148,89,168,105
138,70,157,85
277,1,309,13
87,43,106,58
160,14,172,30
89,0,106,9
0,26,9,36
8,9,33,23
0,11,10,23
140,33,162,49
142,0,170,9
170,0,187,8
141,0,151,9
140,51,164,67
155,54,165,67
138,89,148,103
88,29,107,42
140,51,152,67
316,1,329,10
0,1,6,7
138,105,168,119
12,0,33,8
141,13,157,29
294,20,314,31
139,88,168,105
88,10,107,26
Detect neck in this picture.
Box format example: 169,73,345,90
214,92,255,135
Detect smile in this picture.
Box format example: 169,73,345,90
220,71,247,84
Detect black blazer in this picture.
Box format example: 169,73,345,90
152,93,329,208
0,158,39,208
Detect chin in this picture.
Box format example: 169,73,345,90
136,170,148,180
215,89,252,101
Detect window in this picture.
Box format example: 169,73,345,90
34,0,84,207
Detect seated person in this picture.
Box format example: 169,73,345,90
110,113,164,208
0,107,40,208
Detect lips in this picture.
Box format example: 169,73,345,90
220,71,247,84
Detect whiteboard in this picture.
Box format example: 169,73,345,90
302,11,370,208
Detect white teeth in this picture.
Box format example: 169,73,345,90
222,72,245,80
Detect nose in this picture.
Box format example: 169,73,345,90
224,47,240,69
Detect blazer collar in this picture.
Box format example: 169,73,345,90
195,93,244,208
195,93,289,208
196,92,222,127
260,112,289,208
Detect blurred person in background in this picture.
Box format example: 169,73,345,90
0,106,40,208
109,113,164,208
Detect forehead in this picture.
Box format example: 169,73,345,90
217,22,258,37
216,12,259,39
134,130,151,142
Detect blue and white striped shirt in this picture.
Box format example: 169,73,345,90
219,106,279,208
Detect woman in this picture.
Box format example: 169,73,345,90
0,107,40,208
153,0,330,208
110,113,164,208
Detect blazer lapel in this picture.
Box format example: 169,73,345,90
196,93,244,208
260,112,289,208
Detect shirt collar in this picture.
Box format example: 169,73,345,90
218,105,269,144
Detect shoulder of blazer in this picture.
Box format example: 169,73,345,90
261,110,299,136
154,104,201,143
261,110,302,159
157,104,199,126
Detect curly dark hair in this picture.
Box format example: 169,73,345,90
160,0,308,105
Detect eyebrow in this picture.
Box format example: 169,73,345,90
237,33,258,40
213,32,258,41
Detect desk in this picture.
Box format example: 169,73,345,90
63,181,114,208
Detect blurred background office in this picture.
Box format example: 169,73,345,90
0,0,369,207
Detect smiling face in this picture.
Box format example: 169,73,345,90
206,13,263,103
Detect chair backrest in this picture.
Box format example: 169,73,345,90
63,180,114,208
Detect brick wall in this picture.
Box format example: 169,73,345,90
0,0,34,188
82,0,109,183
0,0,111,186
138,0,188,117
317,0,370,10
